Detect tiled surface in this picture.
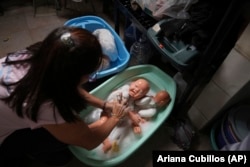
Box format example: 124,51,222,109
187,105,207,129
188,23,250,131
193,80,231,122
235,23,250,60
0,0,116,57
212,48,250,97
0,0,212,166
189,27,250,129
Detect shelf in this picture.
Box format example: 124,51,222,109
114,0,157,35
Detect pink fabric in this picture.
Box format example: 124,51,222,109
0,50,31,98
0,51,65,145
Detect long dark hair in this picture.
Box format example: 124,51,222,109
3,26,102,122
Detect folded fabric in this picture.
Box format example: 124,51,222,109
93,28,118,62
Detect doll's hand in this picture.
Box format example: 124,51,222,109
129,111,145,125
133,125,142,134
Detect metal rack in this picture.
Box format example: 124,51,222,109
113,0,250,116
114,0,156,35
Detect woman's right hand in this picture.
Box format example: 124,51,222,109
110,99,129,120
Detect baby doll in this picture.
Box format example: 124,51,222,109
106,78,150,104
137,90,171,118
100,78,150,153
128,90,171,134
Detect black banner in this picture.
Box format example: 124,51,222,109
152,151,250,167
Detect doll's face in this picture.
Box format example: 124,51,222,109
129,79,150,100
154,90,170,107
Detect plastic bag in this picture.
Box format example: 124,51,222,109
170,119,195,150
135,0,198,20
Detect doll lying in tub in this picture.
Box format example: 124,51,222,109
130,89,171,134
86,78,171,155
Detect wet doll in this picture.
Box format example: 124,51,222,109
100,78,150,153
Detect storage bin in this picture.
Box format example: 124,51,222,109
64,15,130,80
147,19,199,71
210,105,250,150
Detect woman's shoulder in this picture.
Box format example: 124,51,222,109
26,101,66,129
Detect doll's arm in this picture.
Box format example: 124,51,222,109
128,111,145,134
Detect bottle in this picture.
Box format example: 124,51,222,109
129,35,151,66
124,23,142,51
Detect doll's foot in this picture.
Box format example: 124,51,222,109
133,126,142,134
102,140,112,153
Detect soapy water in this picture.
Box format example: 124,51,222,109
83,90,156,160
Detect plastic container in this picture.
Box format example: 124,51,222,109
217,115,231,149
129,35,152,66
227,105,250,141
210,105,250,150
64,15,130,80
147,19,199,71
210,121,219,150
69,65,176,167
223,117,239,143
124,23,142,51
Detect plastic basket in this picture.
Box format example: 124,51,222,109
69,65,176,167
64,15,130,80
147,19,199,71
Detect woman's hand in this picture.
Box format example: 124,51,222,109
104,101,113,112
104,92,129,112
110,98,129,120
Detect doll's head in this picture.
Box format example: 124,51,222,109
129,78,150,100
154,90,171,108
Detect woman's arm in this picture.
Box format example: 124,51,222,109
78,86,114,112
43,101,126,150
78,88,105,109
43,116,119,150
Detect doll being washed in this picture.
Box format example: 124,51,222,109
86,78,170,155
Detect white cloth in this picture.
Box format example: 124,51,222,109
93,28,118,62
94,84,136,150
106,84,130,102
135,96,157,118
221,133,250,151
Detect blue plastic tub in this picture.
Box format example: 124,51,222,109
64,15,130,80
69,65,176,167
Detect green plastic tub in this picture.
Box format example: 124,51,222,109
69,65,176,167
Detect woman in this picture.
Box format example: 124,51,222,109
0,26,127,166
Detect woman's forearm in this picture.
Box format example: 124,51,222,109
78,88,105,109
43,116,120,150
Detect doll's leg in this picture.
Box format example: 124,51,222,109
88,111,109,129
102,138,112,153
128,111,145,134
